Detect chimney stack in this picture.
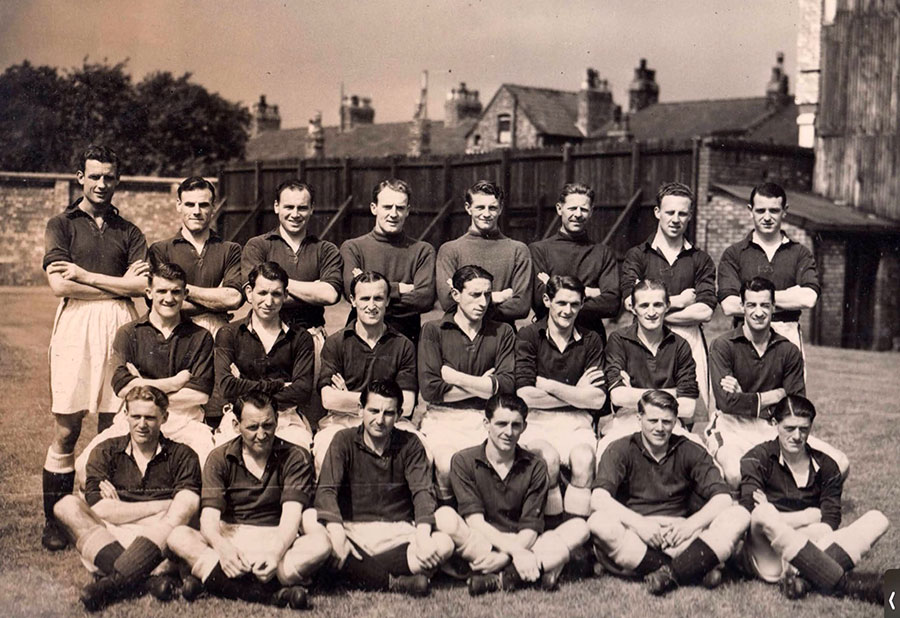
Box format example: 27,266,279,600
306,111,324,159
628,58,659,113
339,93,375,132
250,94,282,137
576,69,616,138
444,82,483,127
766,52,791,110
410,71,432,156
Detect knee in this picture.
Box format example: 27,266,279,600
526,440,560,482
568,444,595,486
166,525,198,554
715,450,741,488
52,494,83,521
860,510,890,537
587,512,618,543
433,532,455,560
750,503,781,537
434,506,464,536
559,517,590,549
54,416,84,450
309,531,334,562
717,504,751,536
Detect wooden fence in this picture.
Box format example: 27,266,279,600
217,139,700,255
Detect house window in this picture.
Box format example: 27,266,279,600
497,114,511,144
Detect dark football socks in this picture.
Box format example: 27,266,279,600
94,542,125,576
671,538,720,584
634,547,672,575
789,541,845,591
112,536,163,582
823,543,854,572
41,469,74,520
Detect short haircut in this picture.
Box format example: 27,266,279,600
372,178,412,204
350,270,389,298
484,393,529,421
637,389,678,416
232,390,276,421
359,379,404,410
275,179,316,205
631,278,669,305
177,176,216,202
465,180,504,206
771,394,817,423
739,276,776,303
124,385,169,412
656,181,694,208
545,274,585,301
149,262,187,287
78,144,120,176
247,261,288,291
452,264,493,292
558,182,595,205
749,182,787,208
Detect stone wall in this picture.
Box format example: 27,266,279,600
466,87,540,151
0,172,202,285
815,236,847,347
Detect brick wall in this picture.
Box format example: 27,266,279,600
873,243,900,350
704,141,814,192
0,172,199,285
816,236,847,347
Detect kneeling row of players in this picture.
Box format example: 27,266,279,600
56,382,888,611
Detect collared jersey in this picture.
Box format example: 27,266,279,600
43,198,147,277
450,442,548,534
621,233,717,310
202,436,315,526
149,231,242,292
604,323,698,399
717,231,819,322
111,314,214,395
435,230,533,325
528,230,620,339
315,426,436,526
418,312,515,407
594,433,729,517
739,438,842,529
709,326,804,419
318,323,417,394
84,435,201,507
340,230,436,324
241,229,342,329
515,319,605,406
214,315,314,410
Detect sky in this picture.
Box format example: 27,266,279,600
0,0,800,129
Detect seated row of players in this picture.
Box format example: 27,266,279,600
57,379,887,612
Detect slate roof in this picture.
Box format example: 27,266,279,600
245,119,476,161
498,85,582,138
624,97,799,145
715,184,900,234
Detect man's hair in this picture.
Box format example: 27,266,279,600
631,278,669,305
350,270,389,298
452,264,494,292
545,274,585,301
233,390,276,421
78,144,120,176
656,181,694,208
177,176,216,202
465,180,504,206
372,178,412,204
739,276,776,303
637,390,678,416
275,179,316,205
124,385,169,413
484,393,529,421
359,379,404,410
149,262,187,287
771,394,817,423
247,261,288,291
749,182,787,208
558,182,594,205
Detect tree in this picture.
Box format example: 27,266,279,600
0,60,249,175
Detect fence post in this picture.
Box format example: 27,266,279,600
440,157,453,246
562,142,574,183
689,137,701,245
297,158,306,181
252,160,263,238
390,155,400,179
342,157,353,240
630,141,641,195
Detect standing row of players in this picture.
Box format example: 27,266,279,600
40,145,887,609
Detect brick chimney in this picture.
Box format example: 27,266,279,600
444,82,483,128
339,94,375,132
629,58,659,113
576,69,616,138
306,111,324,159
250,95,281,137
766,52,791,111
410,71,432,156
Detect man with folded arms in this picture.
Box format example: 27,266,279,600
55,386,201,611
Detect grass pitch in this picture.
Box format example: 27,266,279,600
0,287,896,617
